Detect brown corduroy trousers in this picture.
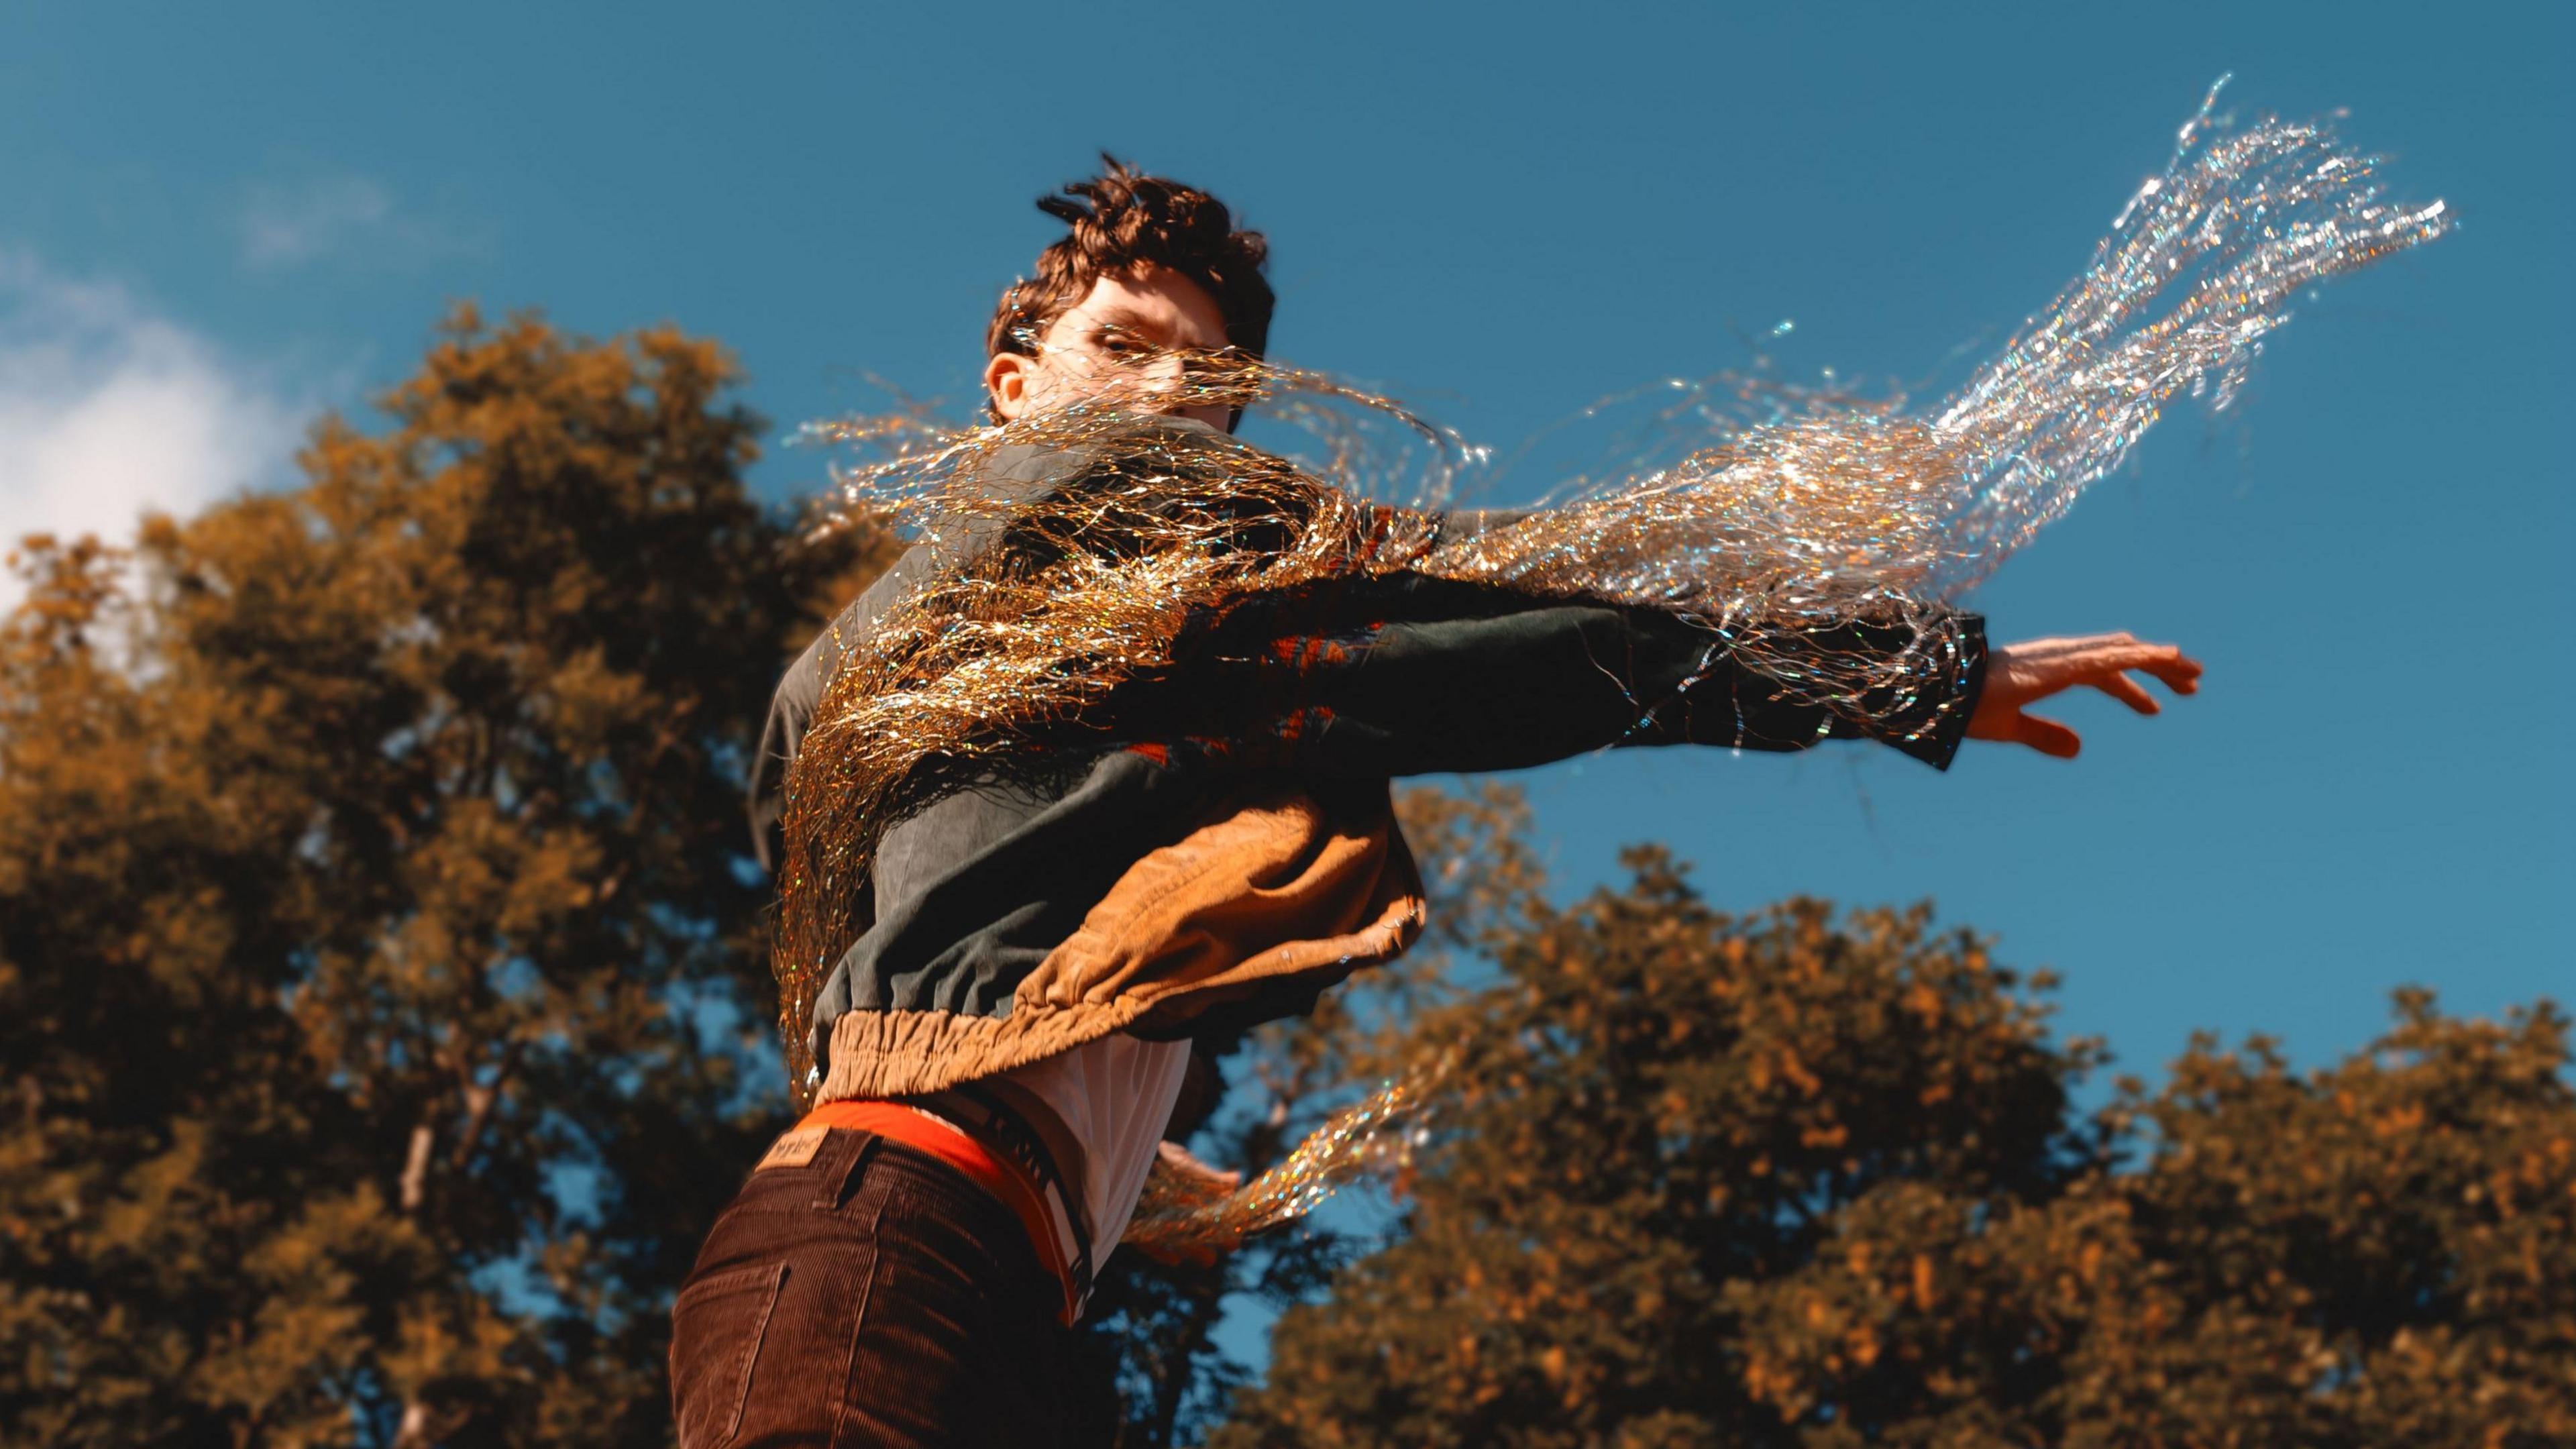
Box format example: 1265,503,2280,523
669,1127,1075,1448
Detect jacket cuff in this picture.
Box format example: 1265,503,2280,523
1878,613,1987,771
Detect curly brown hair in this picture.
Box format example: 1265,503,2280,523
984,155,1273,420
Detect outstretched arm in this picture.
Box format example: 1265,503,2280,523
1126,564,1990,779
1430,509,2208,763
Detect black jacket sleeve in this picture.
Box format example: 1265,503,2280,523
1138,554,1988,780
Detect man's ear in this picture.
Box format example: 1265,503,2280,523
983,350,1036,422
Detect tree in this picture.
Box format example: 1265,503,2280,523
0,305,863,1445
1217,847,2576,1447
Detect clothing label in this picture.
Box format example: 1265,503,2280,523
755,1125,828,1171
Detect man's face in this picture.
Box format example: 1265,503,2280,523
984,265,1234,431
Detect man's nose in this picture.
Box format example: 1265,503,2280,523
1129,353,1194,413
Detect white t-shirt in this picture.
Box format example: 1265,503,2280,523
997,1032,1191,1294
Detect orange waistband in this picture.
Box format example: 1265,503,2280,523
796,1098,1079,1325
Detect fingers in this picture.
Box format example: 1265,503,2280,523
2093,671,2161,715
2014,711,2082,759
2002,637,2204,702
2150,652,2203,694
2107,645,2202,695
2079,644,2196,683
1157,1139,1244,1190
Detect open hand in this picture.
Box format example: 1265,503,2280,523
1967,633,2202,759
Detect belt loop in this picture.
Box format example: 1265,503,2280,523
812,1126,881,1213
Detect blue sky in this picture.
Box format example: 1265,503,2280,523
6,0,2569,1337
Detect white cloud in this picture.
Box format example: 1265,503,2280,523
237,174,478,271
0,251,303,606
239,174,396,267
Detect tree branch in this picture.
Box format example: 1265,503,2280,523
398,1121,434,1214
449,1038,525,1173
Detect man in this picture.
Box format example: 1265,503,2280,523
672,158,2200,1447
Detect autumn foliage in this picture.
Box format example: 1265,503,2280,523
1216,847,2576,1447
